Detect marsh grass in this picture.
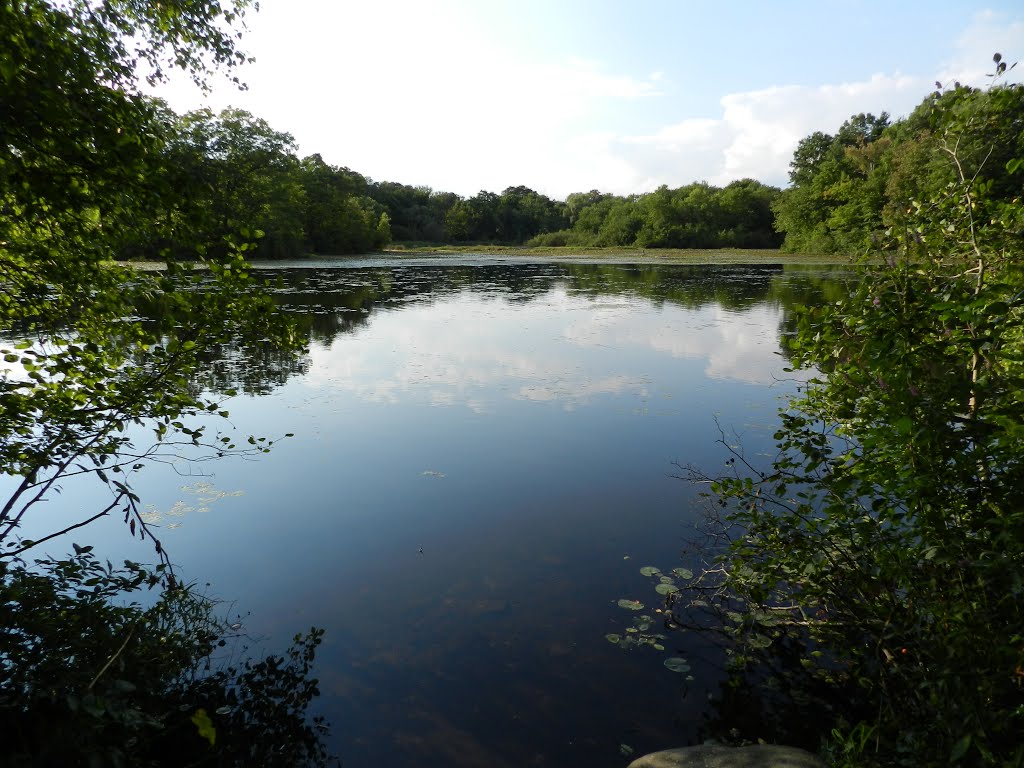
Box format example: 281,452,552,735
382,244,850,265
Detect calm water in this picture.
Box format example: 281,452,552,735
21,259,846,767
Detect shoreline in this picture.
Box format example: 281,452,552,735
379,245,850,265
121,247,855,270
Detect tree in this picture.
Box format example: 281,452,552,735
444,199,473,242
465,190,501,241
494,185,563,244
563,190,609,226
0,551,332,766
369,182,445,242
572,196,620,242
717,179,783,248
773,113,891,253
596,197,642,246
675,65,1024,766
776,86,1024,256
1,1,330,761
299,154,390,254
787,131,834,186
159,107,308,260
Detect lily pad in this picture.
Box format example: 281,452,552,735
655,583,680,595
659,575,675,584
663,657,691,673
639,566,661,577
652,643,665,651
617,598,644,611
673,568,694,580
605,633,622,644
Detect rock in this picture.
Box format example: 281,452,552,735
627,744,824,768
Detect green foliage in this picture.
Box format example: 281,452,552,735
126,111,391,261
158,107,308,260
299,154,390,254
569,181,782,250
1,1,309,555
376,179,781,249
683,65,1024,766
1,3,331,764
369,182,455,243
0,551,333,767
771,113,891,253
775,78,1024,254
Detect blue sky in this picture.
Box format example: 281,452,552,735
157,0,1024,199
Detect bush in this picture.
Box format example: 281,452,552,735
677,68,1024,766
526,229,597,247
0,551,333,767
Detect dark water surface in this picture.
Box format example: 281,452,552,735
24,260,848,766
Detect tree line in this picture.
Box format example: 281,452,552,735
121,104,785,258
370,178,783,249
773,81,1024,253
123,77,1023,260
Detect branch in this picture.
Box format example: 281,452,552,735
88,620,139,690
2,494,124,559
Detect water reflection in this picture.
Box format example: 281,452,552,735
14,261,850,767
186,261,846,766
301,288,791,417
231,262,848,402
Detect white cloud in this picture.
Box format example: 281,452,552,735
148,4,1023,199
940,11,1024,85
300,291,646,412
295,286,792,415
588,11,1024,195
563,303,800,386
151,0,662,197
607,73,925,192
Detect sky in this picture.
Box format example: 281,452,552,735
155,0,1024,200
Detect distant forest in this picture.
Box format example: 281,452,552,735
128,82,1023,259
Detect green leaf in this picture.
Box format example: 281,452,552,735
617,599,644,611
950,734,971,762
191,708,217,746
663,657,690,673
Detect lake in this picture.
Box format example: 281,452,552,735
21,258,847,767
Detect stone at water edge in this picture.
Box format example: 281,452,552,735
626,744,824,768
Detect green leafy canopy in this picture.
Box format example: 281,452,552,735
678,59,1024,767
1,2,332,764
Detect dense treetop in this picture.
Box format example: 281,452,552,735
92,74,1021,257
2,3,332,762
773,81,1024,253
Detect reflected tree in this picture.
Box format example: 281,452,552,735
1,1,332,763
